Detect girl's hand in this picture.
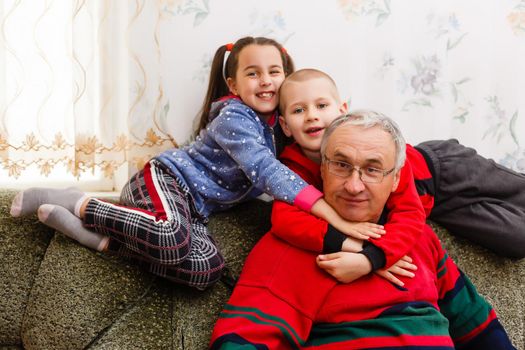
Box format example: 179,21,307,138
311,199,385,240
340,221,386,240
316,252,372,283
375,255,417,287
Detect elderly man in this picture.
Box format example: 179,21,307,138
210,111,516,349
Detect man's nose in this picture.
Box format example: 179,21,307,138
343,170,365,194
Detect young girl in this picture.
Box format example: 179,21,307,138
10,36,383,290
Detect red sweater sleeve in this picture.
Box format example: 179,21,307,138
271,200,328,252
271,144,329,253
370,160,426,268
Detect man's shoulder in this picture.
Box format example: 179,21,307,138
414,224,445,259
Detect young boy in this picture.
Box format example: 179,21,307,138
275,68,525,280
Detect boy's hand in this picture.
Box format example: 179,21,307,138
341,236,364,252
340,221,386,240
316,252,372,283
375,255,417,287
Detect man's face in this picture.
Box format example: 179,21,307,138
279,78,347,162
321,124,400,223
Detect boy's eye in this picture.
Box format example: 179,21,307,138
318,103,328,109
270,70,282,75
292,107,304,114
246,72,257,77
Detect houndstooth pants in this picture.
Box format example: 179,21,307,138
83,159,225,289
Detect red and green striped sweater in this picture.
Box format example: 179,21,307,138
210,225,515,349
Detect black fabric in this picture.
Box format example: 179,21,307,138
360,241,386,271
322,225,346,254
416,139,525,258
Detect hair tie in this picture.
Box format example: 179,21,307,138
281,47,287,54
225,43,234,51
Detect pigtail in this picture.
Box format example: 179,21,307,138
194,44,231,137
282,49,295,76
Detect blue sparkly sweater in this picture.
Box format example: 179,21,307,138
157,97,321,218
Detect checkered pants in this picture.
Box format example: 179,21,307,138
83,159,225,289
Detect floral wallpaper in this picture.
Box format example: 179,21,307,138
159,0,525,172
1,0,524,189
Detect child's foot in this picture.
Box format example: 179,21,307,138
10,187,88,218
37,204,109,252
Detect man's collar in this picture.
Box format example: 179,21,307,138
378,208,389,225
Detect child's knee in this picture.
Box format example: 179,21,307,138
147,239,192,265
196,251,226,288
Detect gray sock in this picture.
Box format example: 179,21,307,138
37,204,109,252
10,187,88,218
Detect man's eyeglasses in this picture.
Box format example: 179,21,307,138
323,157,395,183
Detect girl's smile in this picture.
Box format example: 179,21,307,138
227,44,285,121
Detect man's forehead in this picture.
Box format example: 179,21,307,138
326,125,395,161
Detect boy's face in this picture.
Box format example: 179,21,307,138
279,77,347,162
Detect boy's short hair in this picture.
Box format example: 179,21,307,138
279,68,341,114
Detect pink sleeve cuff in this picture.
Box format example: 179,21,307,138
294,185,323,212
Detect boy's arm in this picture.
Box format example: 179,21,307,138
432,229,516,349
271,199,358,253
272,199,389,272
370,161,426,268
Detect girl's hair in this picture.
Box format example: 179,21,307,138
194,36,295,137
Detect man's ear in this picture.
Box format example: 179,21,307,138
226,77,238,95
339,101,348,114
391,170,401,192
278,115,293,137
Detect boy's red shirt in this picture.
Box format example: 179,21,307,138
271,143,430,268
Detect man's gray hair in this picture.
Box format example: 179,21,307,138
320,110,407,171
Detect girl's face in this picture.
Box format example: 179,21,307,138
227,44,286,121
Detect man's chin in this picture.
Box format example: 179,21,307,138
335,208,370,223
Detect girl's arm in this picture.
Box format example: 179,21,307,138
310,198,385,240
272,199,376,251
210,105,319,210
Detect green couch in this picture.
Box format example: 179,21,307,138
1,190,523,349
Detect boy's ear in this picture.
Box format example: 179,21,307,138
339,101,348,114
278,115,293,137
226,77,238,95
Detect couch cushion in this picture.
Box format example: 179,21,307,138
0,190,54,346
1,189,523,349
1,189,270,349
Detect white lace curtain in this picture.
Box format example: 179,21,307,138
0,0,175,190
2,0,525,192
